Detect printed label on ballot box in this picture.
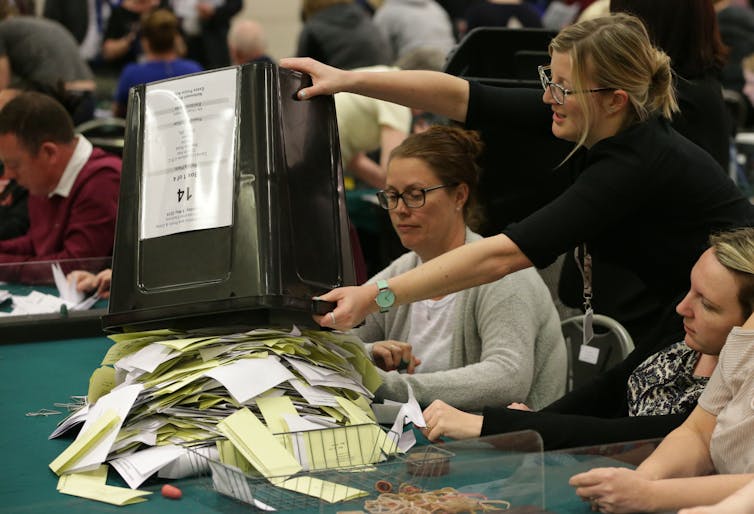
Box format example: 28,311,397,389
140,68,238,240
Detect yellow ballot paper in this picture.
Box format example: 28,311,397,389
88,366,116,404
57,465,152,506
257,395,298,453
102,331,178,365
335,397,375,425
257,396,297,434
276,476,368,503
217,408,302,478
302,424,390,470
321,406,345,422
157,336,219,352
108,329,177,343
142,358,221,390
57,463,108,489
49,409,121,475
351,395,377,422
334,398,398,457
217,440,257,475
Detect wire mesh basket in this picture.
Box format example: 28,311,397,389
186,424,453,512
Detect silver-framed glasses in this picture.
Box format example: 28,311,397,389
538,65,614,105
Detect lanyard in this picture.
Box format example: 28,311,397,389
574,244,594,346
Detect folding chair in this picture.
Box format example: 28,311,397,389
560,314,634,392
76,117,126,157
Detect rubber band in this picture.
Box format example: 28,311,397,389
363,486,510,513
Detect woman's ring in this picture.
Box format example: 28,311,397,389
329,312,336,324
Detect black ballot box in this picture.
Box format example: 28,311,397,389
103,63,355,333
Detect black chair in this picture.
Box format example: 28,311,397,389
444,27,557,88
75,117,126,157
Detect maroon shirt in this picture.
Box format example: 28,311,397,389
0,148,121,279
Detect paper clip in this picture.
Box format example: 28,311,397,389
54,396,87,410
53,402,83,411
53,396,87,411
26,408,63,417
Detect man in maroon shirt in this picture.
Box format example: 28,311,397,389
0,92,121,280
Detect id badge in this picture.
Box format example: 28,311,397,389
582,307,594,346
578,308,599,364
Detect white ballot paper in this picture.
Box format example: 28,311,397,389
110,445,185,489
52,262,85,305
373,384,425,453
52,263,101,311
204,356,296,404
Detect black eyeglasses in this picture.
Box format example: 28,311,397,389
376,183,459,210
538,65,614,105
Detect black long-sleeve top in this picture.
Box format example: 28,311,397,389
481,338,685,450
465,81,754,450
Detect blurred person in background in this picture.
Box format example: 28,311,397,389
0,0,97,124
0,177,27,241
464,0,543,35
227,18,275,65
169,0,242,69
43,0,114,71
0,86,26,242
112,8,202,116
102,0,166,70
297,0,391,70
372,0,456,62
714,0,754,126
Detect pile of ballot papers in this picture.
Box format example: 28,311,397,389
47,325,424,507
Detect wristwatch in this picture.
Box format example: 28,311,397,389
375,279,395,313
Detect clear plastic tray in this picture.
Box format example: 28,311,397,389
185,424,453,512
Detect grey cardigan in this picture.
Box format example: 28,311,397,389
353,229,567,411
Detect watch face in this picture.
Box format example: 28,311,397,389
376,289,395,307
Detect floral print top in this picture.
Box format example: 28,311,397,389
627,341,709,416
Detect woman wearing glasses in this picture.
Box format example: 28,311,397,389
280,14,753,361
557,0,733,377
353,125,566,411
